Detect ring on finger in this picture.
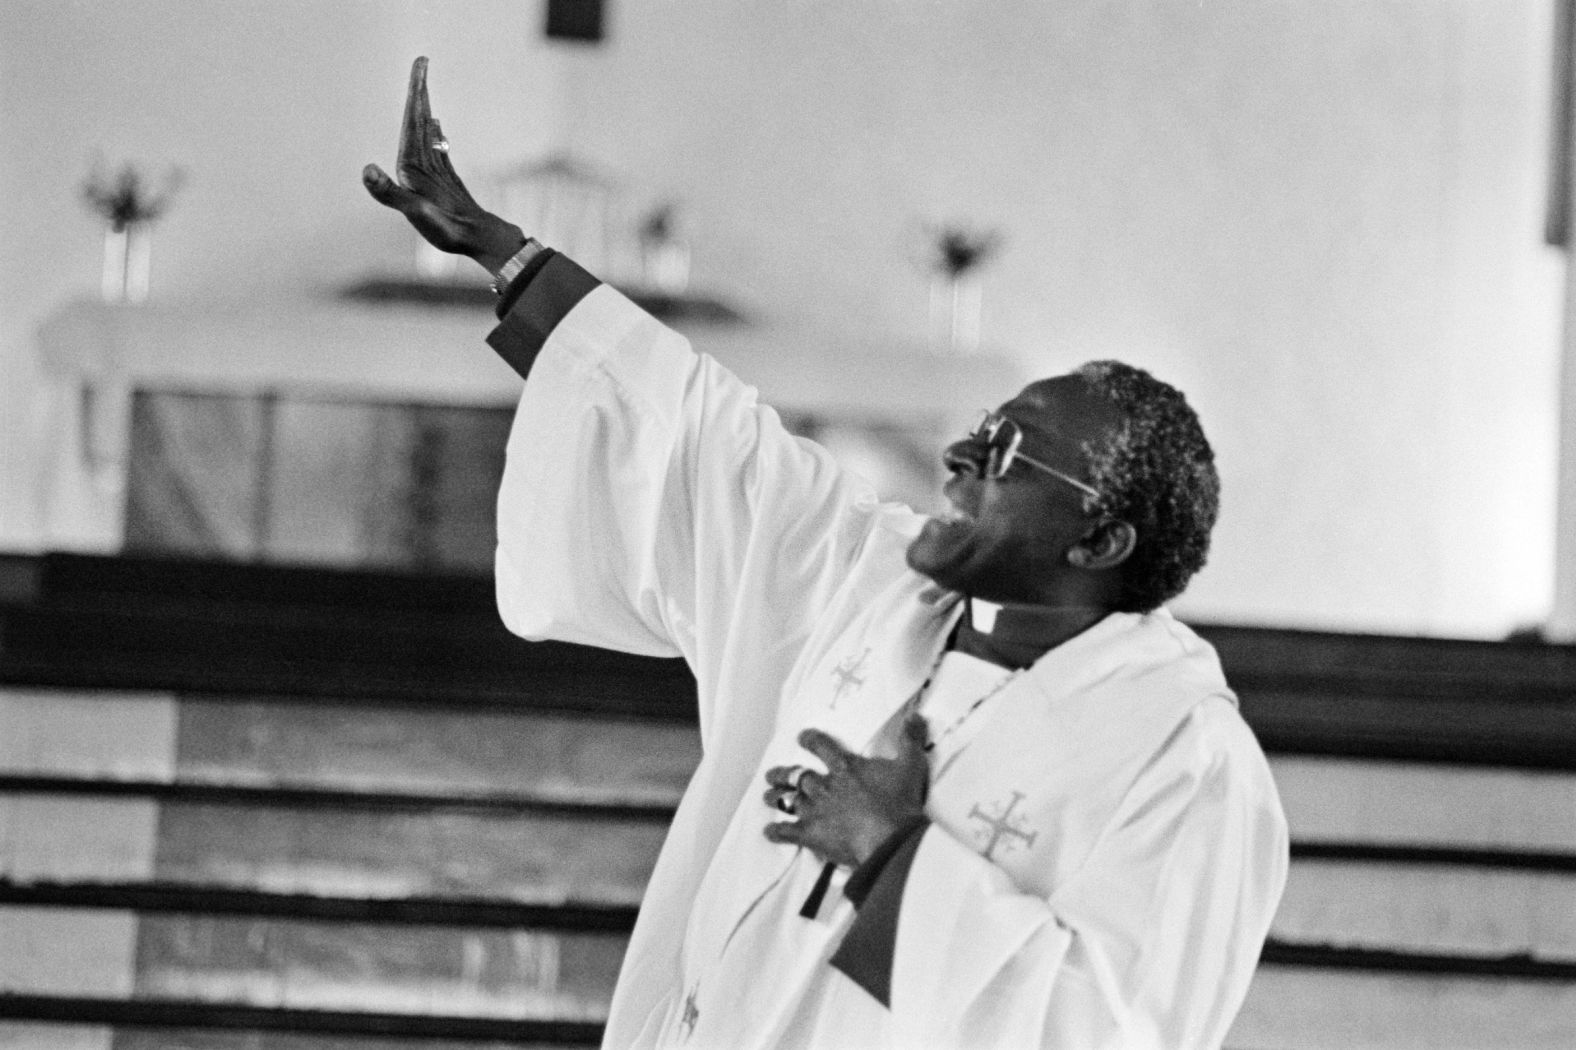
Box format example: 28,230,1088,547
432,137,450,153
775,790,799,815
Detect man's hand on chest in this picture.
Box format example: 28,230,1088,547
761,714,930,868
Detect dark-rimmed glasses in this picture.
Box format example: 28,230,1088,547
969,410,1103,500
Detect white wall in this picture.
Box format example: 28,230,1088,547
554,0,1566,638
0,0,1565,639
0,0,566,539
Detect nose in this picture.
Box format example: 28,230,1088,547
943,438,986,477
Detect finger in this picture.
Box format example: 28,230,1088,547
762,785,797,812
764,765,808,789
435,151,464,187
398,56,431,169
426,118,463,184
362,164,418,209
797,729,853,773
794,770,825,801
764,820,808,847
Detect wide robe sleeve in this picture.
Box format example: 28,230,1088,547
885,702,1288,1050
488,256,883,746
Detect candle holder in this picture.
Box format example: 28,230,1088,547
81,160,182,303
926,224,1001,355
638,202,691,296
101,221,154,303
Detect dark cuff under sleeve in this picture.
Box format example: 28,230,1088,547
493,248,556,319
485,251,601,379
829,817,929,1008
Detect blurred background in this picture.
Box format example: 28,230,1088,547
1,2,1574,1048
1,0,1569,638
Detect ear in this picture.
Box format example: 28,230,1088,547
1067,520,1136,571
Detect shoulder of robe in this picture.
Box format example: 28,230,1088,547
837,500,932,593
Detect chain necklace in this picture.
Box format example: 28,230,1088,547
914,651,1025,752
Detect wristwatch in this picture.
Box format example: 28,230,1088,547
491,238,544,296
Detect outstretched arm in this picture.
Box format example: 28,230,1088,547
360,60,891,749
362,56,525,275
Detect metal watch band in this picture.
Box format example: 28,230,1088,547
491,238,544,296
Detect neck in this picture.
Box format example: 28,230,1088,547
952,598,1110,670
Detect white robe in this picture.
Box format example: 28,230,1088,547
493,279,1289,1049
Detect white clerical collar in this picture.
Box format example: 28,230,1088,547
970,597,1002,633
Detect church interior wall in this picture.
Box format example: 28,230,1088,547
0,0,1567,639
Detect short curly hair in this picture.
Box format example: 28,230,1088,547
1073,360,1220,613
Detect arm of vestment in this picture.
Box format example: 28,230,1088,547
485,252,882,737
852,703,1288,1049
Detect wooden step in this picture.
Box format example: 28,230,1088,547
1230,966,1576,1049
0,797,161,883
172,698,700,806
0,689,178,782
10,693,1576,963
1273,858,1576,960
1272,754,1576,850
125,914,619,1022
156,803,661,906
10,895,1573,1049
2,793,661,905
0,1022,111,1050
5,554,1575,1050
17,795,1575,966
0,908,136,999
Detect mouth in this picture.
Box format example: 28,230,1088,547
930,498,976,530
908,497,976,578
944,487,977,519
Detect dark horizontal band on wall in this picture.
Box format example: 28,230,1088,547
1197,623,1576,703
1291,841,1576,872
0,993,605,1044
1260,940,1576,980
0,774,678,821
0,552,496,617
0,605,698,717
5,552,1575,762
1240,687,1576,771
0,878,640,930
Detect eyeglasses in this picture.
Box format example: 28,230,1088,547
969,410,1103,499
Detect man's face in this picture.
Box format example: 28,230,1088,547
905,376,1121,603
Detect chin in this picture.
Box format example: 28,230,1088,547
904,531,970,594
904,536,935,575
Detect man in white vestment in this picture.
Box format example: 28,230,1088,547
364,59,1288,1050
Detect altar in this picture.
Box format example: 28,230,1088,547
34,291,1024,572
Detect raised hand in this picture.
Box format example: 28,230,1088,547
362,57,524,273
762,714,930,868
